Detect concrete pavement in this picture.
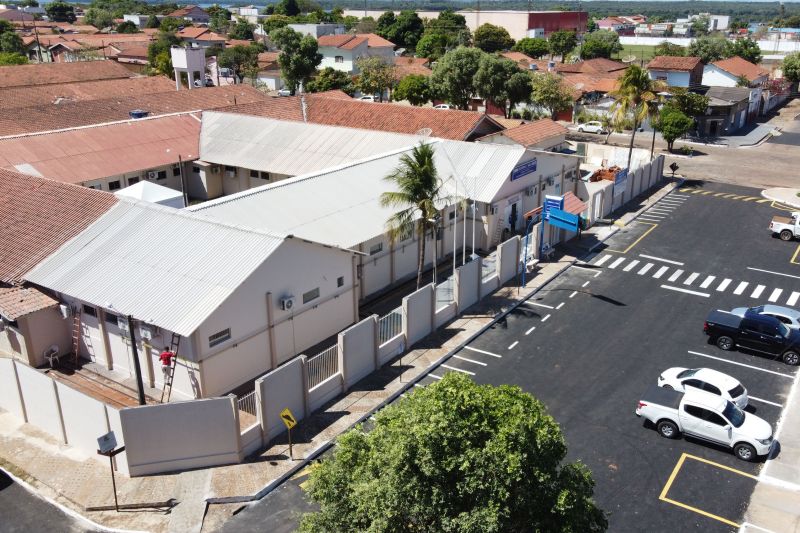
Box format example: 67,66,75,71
762,188,800,209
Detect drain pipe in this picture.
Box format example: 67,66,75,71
301,94,308,123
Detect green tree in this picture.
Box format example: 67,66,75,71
691,14,710,36
415,32,448,61
474,55,529,118
393,74,431,106
205,4,228,20
275,0,299,17
300,372,608,532
115,20,139,33
548,29,577,60
731,38,762,64
783,52,800,83
355,56,395,102
474,22,514,53
306,66,354,94
429,46,484,110
379,143,445,290
271,26,322,94
610,65,666,169
19,0,39,6
581,29,622,59
668,88,709,117
342,15,359,31
158,17,183,34
84,8,114,29
530,71,574,118
375,10,396,38
229,17,255,40
506,70,534,117
0,30,24,54
513,37,549,58
144,14,161,28
687,35,733,64
262,14,291,34
45,1,76,22
385,10,424,50
147,32,180,76
355,17,376,34
219,44,259,84
0,52,27,65
654,41,685,57
656,107,694,151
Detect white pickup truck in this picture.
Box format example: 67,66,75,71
635,385,773,461
769,211,800,241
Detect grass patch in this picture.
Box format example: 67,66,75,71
612,44,660,64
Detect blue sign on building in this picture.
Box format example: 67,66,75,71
613,168,628,196
510,158,538,181
543,195,564,221
547,207,580,232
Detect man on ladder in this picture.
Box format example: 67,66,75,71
158,346,175,386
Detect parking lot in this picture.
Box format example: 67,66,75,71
416,182,800,531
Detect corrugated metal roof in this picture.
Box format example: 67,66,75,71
437,141,526,203
115,181,183,203
25,199,287,335
199,113,424,176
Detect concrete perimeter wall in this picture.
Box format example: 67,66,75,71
256,357,306,442
403,284,434,347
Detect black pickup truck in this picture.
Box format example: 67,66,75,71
704,310,800,365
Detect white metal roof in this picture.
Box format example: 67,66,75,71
115,180,183,204
199,112,426,176
190,141,526,248
25,199,287,336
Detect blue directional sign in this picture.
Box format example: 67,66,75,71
547,207,580,232
543,195,564,221
613,168,628,196
510,158,538,181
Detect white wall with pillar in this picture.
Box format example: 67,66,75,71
170,46,206,90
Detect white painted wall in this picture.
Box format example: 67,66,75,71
55,381,110,460
649,69,690,88
256,356,305,441
0,358,25,420
455,257,481,311
15,363,65,442
402,284,433,347
319,45,362,73
340,315,377,389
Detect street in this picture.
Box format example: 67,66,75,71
224,180,800,532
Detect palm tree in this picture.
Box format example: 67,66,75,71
610,65,666,169
380,143,446,290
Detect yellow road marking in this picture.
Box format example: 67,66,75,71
713,192,726,197
683,453,758,480
742,197,759,202
772,201,796,212
756,199,771,203
723,194,738,198
679,188,692,192
659,453,687,500
791,244,800,265
691,189,703,194
606,221,658,254
701,191,714,195
660,497,741,528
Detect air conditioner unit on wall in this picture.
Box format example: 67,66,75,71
59,304,72,319
146,171,157,180
525,186,536,197
139,325,153,340
280,296,295,311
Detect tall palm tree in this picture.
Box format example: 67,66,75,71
610,65,666,169
380,143,446,290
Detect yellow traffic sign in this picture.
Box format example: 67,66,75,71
280,408,297,429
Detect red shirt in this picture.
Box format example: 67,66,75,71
159,351,174,366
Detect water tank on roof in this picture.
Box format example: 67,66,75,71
529,63,538,71
129,109,149,119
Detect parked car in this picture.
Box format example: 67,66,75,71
769,212,800,241
358,95,378,102
730,305,800,330
636,385,772,461
703,310,800,365
577,121,606,134
658,367,748,408
277,89,292,97
433,103,451,110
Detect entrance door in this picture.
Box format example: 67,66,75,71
709,121,718,137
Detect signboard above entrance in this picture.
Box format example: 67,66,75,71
510,158,538,181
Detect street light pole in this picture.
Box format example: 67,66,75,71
127,315,146,406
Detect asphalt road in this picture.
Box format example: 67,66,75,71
221,180,800,532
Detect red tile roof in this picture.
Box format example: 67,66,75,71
556,58,628,75
177,26,209,39
168,5,206,17
393,56,431,79
711,56,769,82
318,34,368,50
561,73,620,94
0,76,175,110
0,168,117,284
647,56,703,71
0,60,134,89
0,8,34,21
488,118,568,146
0,286,58,320
0,85,269,137
361,33,395,48
0,114,201,184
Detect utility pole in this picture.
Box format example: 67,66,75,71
127,316,146,406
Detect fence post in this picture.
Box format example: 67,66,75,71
337,331,348,393
429,283,435,332
255,379,265,444
372,314,379,371
228,394,244,461
300,355,310,417
454,267,461,316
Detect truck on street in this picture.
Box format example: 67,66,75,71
704,310,800,366
769,212,800,241
635,385,773,461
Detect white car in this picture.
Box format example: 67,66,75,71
433,103,451,110
730,304,800,330
577,121,606,134
658,367,748,408
277,89,292,97
358,95,378,102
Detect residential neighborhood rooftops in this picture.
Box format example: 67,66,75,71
0,169,118,284
0,286,59,321
646,55,703,71
556,58,627,76
0,113,201,184
0,60,135,89
317,32,394,49
168,4,207,17
480,118,568,147
711,56,769,82
705,85,751,104
0,8,34,21
393,56,431,78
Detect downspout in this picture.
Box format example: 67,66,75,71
301,94,308,123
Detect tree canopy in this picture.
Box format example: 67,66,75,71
730,38,762,64
530,71,574,118
0,20,24,55
687,35,733,64
654,41,685,57
219,44,260,84
429,46,484,110
355,56,395,102
474,23,514,53
45,1,76,23
580,29,622,59
474,55,531,118
306,67,355,95
147,32,180,77
783,52,800,83
115,20,139,33
393,74,431,106
513,37,549,59
84,8,114,29
548,30,577,60
656,107,694,151
228,18,256,40
271,26,322,94
668,88,710,117
375,10,424,50
0,51,27,65
300,372,607,532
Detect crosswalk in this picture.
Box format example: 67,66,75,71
593,253,800,307
637,193,690,223
678,188,772,204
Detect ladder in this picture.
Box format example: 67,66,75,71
492,222,505,247
160,332,181,403
70,308,82,366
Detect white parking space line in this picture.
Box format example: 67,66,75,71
652,266,669,279
638,216,664,222
667,269,684,282
768,288,783,302
638,263,654,275
734,281,749,295
660,285,710,297
525,301,554,309
414,383,425,388
464,346,502,358
623,260,641,271
716,278,732,292
659,198,685,204
525,326,536,335
748,395,783,408
747,267,800,280
594,255,612,266
647,208,673,214
751,284,766,298
583,280,591,287
788,292,800,306
609,257,626,269
542,314,551,322
699,275,716,289
687,350,795,378
429,373,443,380
593,271,601,278
556,302,565,310
640,254,684,266
569,290,578,298
683,272,700,285
507,341,519,350
441,364,475,376
453,355,487,366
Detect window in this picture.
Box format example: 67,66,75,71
157,170,167,180
701,382,721,396
260,171,270,180
682,379,703,390
448,210,455,220
225,166,236,172
192,166,200,173
105,312,119,325
303,287,320,304
108,180,121,191
128,177,139,185
209,328,231,347
683,405,704,419
704,412,727,426
250,169,259,178
337,276,344,287
173,167,181,176
335,55,344,63
82,304,97,317
369,242,383,255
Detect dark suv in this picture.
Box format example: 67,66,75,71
704,309,800,365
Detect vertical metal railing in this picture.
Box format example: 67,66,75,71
306,344,339,389
378,308,402,344
237,389,258,417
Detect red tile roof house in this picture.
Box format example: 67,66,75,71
0,169,117,367
317,33,395,75
476,118,569,151
702,56,771,121
167,4,209,24
646,56,704,88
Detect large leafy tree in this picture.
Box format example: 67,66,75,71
379,143,445,289
610,65,666,169
474,22,514,53
158,17,183,33
415,32,449,61
144,14,161,29
263,14,291,34
783,52,800,83
84,8,114,29
355,56,395,102
271,26,322,94
656,107,694,152
687,35,733,64
731,38,762,64
375,11,396,38
474,55,529,118
548,29,577,60
274,0,300,17
147,32,180,77
691,14,710,37
513,37,549,58
0,52,27,65
306,67,354,94
530,71,574,118
218,44,259,84
429,46,485,110
654,41,685,57
45,1,76,22
115,20,139,33
393,74,431,106
581,29,622,59
386,10,424,50
668,88,710,117
228,17,256,40
424,9,470,48
0,21,24,55
300,372,608,532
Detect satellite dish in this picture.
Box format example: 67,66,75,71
621,55,637,63
416,128,433,137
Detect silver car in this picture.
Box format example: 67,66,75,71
577,121,606,134
731,304,800,330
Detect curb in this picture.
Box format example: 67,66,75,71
761,189,800,209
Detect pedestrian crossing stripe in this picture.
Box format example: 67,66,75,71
675,189,783,206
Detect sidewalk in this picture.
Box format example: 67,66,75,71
0,178,684,533
762,187,800,209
